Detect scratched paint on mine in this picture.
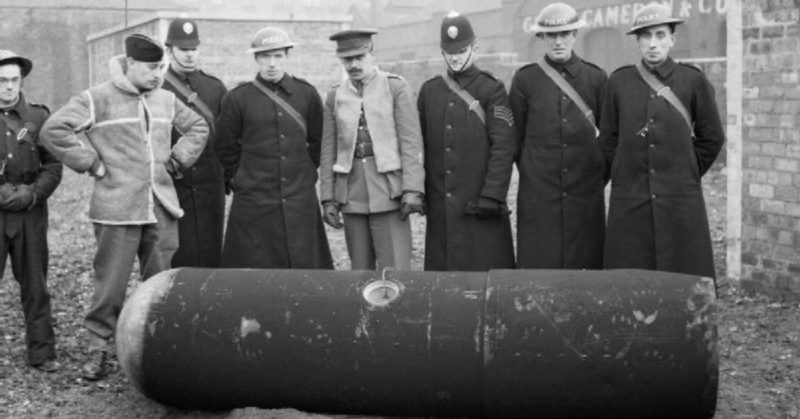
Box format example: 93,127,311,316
240,317,261,338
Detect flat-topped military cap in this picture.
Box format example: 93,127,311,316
440,11,476,54
166,18,200,48
0,50,33,77
329,28,378,58
627,3,684,34
125,34,164,62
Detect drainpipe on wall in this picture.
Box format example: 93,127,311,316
726,0,743,282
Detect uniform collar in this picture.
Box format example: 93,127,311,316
448,64,480,87
256,73,294,95
544,53,580,78
643,56,677,79
1,93,29,120
168,65,198,81
348,68,379,92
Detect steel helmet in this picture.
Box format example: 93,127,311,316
530,3,586,33
0,50,33,77
627,3,684,34
246,27,295,54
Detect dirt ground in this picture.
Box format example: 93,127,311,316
1,167,798,418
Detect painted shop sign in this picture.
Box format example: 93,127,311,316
523,0,726,33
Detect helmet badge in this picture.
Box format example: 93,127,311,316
183,22,194,35
447,25,458,39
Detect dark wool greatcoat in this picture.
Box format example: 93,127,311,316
510,54,608,269
417,65,516,271
600,58,724,278
215,73,332,269
163,67,227,268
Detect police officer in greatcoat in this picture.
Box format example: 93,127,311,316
417,12,516,271
509,3,608,269
0,50,63,372
320,29,425,270
162,18,227,267
215,27,333,269
600,4,725,279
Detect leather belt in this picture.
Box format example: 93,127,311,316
354,141,374,158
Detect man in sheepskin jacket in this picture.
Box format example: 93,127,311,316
40,34,208,380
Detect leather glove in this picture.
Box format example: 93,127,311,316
400,191,425,220
165,157,184,179
322,201,344,229
0,183,14,204
465,196,509,219
3,184,36,212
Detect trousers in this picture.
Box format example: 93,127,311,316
84,203,178,347
343,210,411,270
0,205,55,365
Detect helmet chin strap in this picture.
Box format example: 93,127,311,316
443,48,473,74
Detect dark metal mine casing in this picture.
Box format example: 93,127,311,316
116,268,717,418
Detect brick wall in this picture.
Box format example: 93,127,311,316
87,15,350,97
740,0,800,299
0,7,169,110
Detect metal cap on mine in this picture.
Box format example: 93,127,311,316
530,3,585,33
440,12,476,53
627,3,684,34
166,18,200,48
247,27,295,54
329,28,378,58
0,50,32,77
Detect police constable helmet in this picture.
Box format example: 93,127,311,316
440,11,476,54
246,27,295,54
166,18,200,49
627,3,684,34
530,3,586,33
0,50,33,78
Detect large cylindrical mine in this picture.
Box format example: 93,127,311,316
116,268,717,418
